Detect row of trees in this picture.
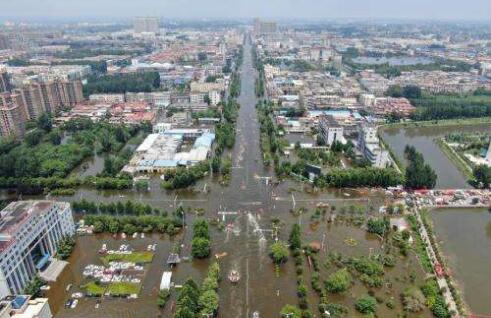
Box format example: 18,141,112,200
409,93,491,121
191,219,211,259
173,262,220,318
72,199,161,216
313,167,404,188
84,214,182,236
83,72,160,96
404,145,437,189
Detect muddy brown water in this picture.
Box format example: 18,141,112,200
430,207,491,316
4,37,439,318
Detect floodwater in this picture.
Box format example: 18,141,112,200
381,124,491,189
25,36,429,317
429,208,491,315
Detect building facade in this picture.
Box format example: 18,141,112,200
358,125,390,168
0,201,75,298
0,93,26,137
0,295,52,318
318,115,344,146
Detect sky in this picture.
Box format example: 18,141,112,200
1,0,491,21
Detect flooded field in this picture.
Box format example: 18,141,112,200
429,208,491,315
381,124,491,189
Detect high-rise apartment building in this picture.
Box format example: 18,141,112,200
0,201,75,298
14,84,45,120
14,80,83,120
0,68,11,93
0,93,26,137
133,17,160,34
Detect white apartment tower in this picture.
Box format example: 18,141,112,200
0,201,75,298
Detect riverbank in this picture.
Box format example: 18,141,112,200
435,138,473,180
381,116,491,130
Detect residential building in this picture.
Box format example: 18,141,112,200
358,125,390,168
0,295,52,318
89,94,125,104
209,90,221,106
14,80,83,120
0,201,75,298
0,93,26,137
0,68,10,93
14,84,44,120
318,115,344,146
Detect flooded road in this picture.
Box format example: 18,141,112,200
40,36,412,318
381,124,491,189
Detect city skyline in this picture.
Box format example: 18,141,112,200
1,0,491,21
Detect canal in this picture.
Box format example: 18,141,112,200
381,124,491,189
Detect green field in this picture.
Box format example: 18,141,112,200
107,282,141,296
101,251,154,265
82,281,106,296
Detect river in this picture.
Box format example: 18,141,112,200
381,124,491,189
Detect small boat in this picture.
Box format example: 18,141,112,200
252,311,260,318
71,292,83,299
228,270,240,283
65,284,72,292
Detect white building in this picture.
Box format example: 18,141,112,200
0,201,75,298
209,90,221,106
0,296,52,318
318,115,345,146
359,94,376,107
89,94,125,104
358,125,390,168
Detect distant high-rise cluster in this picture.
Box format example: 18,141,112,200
253,18,278,35
133,16,160,34
0,66,83,138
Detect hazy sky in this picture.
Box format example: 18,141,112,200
1,0,491,20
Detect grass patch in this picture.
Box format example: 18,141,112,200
107,282,141,296
82,281,106,296
101,251,154,266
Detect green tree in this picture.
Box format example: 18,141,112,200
270,241,289,264
325,268,352,293
37,113,53,132
191,237,211,258
473,164,491,188
280,304,302,318
289,224,302,251
355,296,377,314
